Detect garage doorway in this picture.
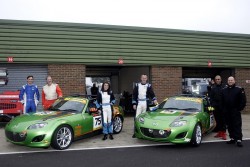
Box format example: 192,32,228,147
86,66,150,112
182,67,234,95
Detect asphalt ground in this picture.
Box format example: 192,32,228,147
0,113,250,154
0,141,250,167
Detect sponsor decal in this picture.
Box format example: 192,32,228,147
175,97,202,103
75,125,82,137
64,98,87,104
165,128,171,132
42,111,74,120
19,131,27,137
34,111,55,116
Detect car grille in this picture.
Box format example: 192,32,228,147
0,103,17,109
5,130,27,142
140,127,171,138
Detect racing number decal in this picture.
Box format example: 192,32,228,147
95,117,102,126
93,116,102,130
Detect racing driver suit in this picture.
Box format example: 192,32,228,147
19,84,40,113
132,82,157,117
42,83,63,110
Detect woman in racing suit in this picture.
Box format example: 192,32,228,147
95,82,116,140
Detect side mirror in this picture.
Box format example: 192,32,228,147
149,105,159,112
89,107,98,114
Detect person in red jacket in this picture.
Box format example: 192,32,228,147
42,76,63,110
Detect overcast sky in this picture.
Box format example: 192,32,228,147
0,0,250,34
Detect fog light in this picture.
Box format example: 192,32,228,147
32,135,46,142
159,130,165,135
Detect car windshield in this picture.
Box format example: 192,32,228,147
49,99,85,113
158,97,202,112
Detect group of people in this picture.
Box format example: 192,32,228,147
94,74,158,140
19,75,63,113
209,75,246,147
19,74,156,141
19,74,247,147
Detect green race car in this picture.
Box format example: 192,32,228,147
5,95,124,150
135,95,215,146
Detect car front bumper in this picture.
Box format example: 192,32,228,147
135,123,194,144
5,129,52,148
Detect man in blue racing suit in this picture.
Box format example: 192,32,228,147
19,75,40,113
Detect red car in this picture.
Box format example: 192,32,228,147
0,90,23,122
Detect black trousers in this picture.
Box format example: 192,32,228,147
225,109,242,141
213,107,226,132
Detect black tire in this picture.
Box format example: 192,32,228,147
113,116,123,134
51,125,73,150
191,123,202,146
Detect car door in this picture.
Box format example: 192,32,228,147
202,99,215,130
71,99,96,138
78,100,103,135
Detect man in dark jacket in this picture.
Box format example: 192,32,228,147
221,76,246,147
210,75,226,140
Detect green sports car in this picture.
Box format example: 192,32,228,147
5,96,124,150
135,95,215,146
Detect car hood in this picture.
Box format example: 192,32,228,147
6,111,76,130
143,109,198,122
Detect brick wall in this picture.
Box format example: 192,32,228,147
48,64,86,96
151,66,182,102
235,68,250,113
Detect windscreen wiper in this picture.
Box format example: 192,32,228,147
163,107,181,110
60,109,79,112
181,108,199,111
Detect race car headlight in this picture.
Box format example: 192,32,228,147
28,122,48,130
138,117,145,124
170,120,187,127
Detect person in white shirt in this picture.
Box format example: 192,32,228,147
42,76,63,110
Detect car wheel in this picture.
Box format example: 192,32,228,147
113,116,123,134
51,125,73,150
191,123,202,146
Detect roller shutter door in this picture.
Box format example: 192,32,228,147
0,64,48,110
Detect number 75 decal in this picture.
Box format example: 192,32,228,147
93,116,102,130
